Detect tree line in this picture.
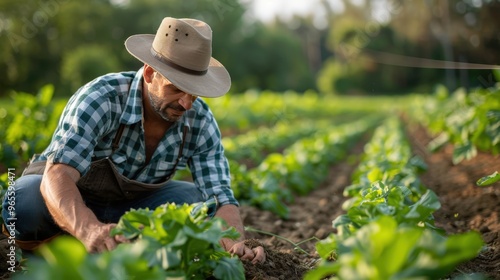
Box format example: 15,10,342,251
0,0,498,97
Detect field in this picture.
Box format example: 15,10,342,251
0,85,499,279
239,122,500,279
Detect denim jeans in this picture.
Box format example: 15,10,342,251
2,174,207,242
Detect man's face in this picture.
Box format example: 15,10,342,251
146,71,197,122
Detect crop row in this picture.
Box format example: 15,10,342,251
14,204,246,280
205,90,400,133
230,117,379,218
409,84,500,164
222,116,376,165
306,117,484,280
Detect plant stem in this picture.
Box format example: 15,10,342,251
245,226,319,256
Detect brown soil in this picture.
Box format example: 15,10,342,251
1,124,498,279
240,124,500,280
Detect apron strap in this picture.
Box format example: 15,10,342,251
170,125,188,172
112,124,126,152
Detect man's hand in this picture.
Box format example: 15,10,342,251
226,240,266,264
215,204,267,264
77,223,129,253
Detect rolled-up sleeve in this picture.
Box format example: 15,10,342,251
189,117,238,206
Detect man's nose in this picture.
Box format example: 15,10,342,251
178,93,193,110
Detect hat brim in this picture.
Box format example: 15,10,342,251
125,34,231,98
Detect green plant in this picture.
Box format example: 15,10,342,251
476,171,500,187
14,203,244,280
307,117,485,280
111,203,244,280
410,85,500,164
0,85,66,168
308,216,484,280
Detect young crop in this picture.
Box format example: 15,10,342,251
476,171,500,187
230,118,378,218
13,203,244,280
307,117,485,280
308,216,483,280
0,85,66,168
410,84,500,164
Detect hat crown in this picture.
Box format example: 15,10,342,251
152,18,212,72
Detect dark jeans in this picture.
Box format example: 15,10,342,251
2,174,206,242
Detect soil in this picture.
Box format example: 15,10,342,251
239,123,500,280
1,123,499,279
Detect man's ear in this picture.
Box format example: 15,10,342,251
143,64,154,83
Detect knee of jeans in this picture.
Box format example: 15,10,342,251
160,180,205,204
2,175,52,237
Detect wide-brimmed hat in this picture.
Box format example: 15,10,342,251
125,17,231,98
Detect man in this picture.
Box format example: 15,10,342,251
2,17,265,264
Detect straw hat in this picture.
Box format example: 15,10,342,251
125,17,231,98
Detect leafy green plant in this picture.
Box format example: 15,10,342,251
14,203,244,280
334,182,443,239
308,216,484,280
13,236,167,280
308,117,485,280
476,171,500,187
111,203,244,280
410,84,500,164
230,118,377,218
0,85,66,168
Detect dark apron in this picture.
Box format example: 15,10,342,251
22,124,188,202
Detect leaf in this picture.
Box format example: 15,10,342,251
212,257,245,280
452,142,477,164
37,84,55,107
405,189,441,221
408,156,427,172
428,133,449,152
303,262,340,280
315,234,338,260
476,171,500,187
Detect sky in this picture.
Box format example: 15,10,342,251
243,0,343,28
243,0,390,29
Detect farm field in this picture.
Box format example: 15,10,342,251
239,121,500,279
0,85,499,279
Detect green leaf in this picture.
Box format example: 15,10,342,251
212,257,245,280
157,247,182,270
315,234,338,260
13,236,87,280
37,84,54,107
476,171,500,187
405,189,441,221
452,142,477,164
376,227,423,276
304,261,340,280
428,132,449,152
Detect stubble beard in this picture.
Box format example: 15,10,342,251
147,90,182,123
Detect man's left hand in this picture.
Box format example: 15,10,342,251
222,240,266,264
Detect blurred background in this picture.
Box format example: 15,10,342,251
0,0,499,97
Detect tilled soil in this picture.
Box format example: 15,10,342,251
1,124,499,279
240,124,500,280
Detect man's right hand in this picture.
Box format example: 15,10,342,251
77,222,128,253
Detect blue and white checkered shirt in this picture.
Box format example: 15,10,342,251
37,67,237,206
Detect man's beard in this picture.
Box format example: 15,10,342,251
148,90,185,122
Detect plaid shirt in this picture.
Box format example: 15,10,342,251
37,67,237,206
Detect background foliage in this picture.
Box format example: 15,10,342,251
0,0,498,97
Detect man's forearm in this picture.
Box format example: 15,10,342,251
40,162,101,239
215,204,246,242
